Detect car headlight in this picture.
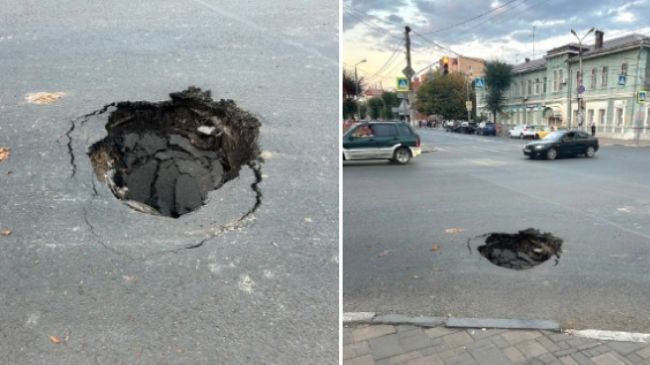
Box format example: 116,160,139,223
535,144,545,149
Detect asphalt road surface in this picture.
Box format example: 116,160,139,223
0,1,337,364
344,128,650,332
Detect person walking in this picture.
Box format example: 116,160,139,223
591,122,596,136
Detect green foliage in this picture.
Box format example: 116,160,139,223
342,69,365,119
381,92,400,119
484,61,513,123
414,72,475,119
367,97,384,119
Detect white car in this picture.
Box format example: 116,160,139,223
508,125,537,139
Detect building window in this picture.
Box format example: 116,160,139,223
602,66,608,88
527,80,532,95
558,69,563,90
521,81,525,96
591,68,597,89
535,78,540,94
553,70,558,92
621,63,628,75
598,109,606,125
588,109,594,125
543,77,547,93
615,107,623,126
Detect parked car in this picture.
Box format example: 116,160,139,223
342,121,421,164
509,125,537,139
478,122,497,136
523,130,599,160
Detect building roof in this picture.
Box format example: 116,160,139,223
512,33,650,74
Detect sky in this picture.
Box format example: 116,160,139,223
343,0,650,91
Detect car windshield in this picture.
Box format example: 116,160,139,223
543,131,565,141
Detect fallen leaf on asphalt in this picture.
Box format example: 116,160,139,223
25,92,65,104
431,244,440,252
122,275,136,283
617,207,633,213
0,147,10,162
377,250,391,258
0,229,12,236
49,335,62,344
445,228,464,234
304,217,313,223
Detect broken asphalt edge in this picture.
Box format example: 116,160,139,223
342,312,650,343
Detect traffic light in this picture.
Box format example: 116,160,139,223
442,56,449,75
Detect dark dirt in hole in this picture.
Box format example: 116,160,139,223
476,228,563,270
87,87,261,218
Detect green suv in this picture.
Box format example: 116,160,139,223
342,121,421,164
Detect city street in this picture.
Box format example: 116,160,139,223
344,128,650,332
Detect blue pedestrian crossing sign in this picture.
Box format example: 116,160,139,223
474,78,485,88
638,90,647,104
396,77,409,92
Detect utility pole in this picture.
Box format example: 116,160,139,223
403,26,416,124
405,26,412,78
571,28,595,130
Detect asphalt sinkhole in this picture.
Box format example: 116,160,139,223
87,87,261,218
475,228,563,270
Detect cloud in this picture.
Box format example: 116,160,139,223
531,19,567,28
614,11,636,22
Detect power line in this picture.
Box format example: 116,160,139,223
420,0,525,35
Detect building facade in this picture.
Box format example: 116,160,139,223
477,32,650,139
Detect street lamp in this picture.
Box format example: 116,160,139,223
571,27,595,129
354,59,367,120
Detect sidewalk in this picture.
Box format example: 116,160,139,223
344,324,650,365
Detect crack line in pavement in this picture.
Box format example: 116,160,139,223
63,103,118,178
82,206,134,261
65,120,77,177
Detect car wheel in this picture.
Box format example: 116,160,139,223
519,133,524,139
546,148,557,160
393,147,411,164
585,146,596,158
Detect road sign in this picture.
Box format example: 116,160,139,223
618,75,626,86
577,85,585,94
474,78,485,88
638,90,647,104
465,101,472,111
396,77,409,92
402,66,415,79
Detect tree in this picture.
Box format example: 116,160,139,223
414,72,474,120
367,97,384,119
342,70,364,119
381,92,400,119
484,61,513,124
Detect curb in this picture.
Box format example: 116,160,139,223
343,312,650,343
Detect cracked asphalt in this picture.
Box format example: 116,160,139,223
0,1,338,363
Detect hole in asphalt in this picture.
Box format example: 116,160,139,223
88,87,261,218
477,228,563,270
